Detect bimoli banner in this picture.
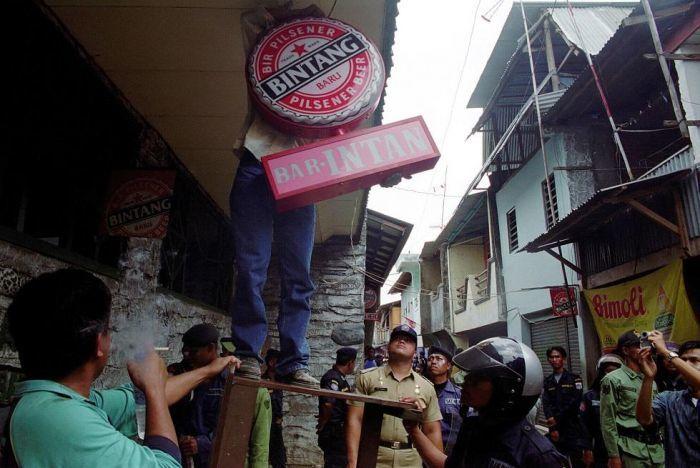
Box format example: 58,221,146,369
583,260,700,352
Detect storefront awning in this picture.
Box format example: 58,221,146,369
524,169,692,254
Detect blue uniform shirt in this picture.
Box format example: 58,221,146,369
652,390,700,467
169,363,226,468
436,380,462,456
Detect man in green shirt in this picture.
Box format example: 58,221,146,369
600,330,664,468
4,268,239,467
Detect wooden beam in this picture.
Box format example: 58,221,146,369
622,2,694,27
644,52,700,61
673,189,691,254
663,4,700,53
357,403,383,468
545,248,583,275
625,198,680,235
641,0,690,138
210,378,259,468
211,376,419,468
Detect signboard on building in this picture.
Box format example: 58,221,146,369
247,17,385,138
402,316,417,329
364,287,378,310
364,286,379,321
583,260,700,352
549,287,578,317
262,116,440,211
102,170,176,239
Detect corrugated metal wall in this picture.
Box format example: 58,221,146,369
641,146,700,238
531,316,582,424
482,106,539,171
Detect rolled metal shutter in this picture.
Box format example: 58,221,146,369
531,316,581,376
530,316,582,425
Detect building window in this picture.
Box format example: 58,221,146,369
507,208,518,252
541,173,559,230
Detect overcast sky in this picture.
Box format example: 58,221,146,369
369,0,632,302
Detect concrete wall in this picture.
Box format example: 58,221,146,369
262,232,367,467
452,260,501,335
396,257,421,340
677,43,700,158
419,255,441,335
496,137,579,329
446,239,485,315
420,256,441,292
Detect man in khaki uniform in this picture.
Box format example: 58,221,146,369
346,325,443,468
600,330,664,468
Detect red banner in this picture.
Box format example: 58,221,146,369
550,287,578,317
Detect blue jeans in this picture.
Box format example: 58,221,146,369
229,153,315,375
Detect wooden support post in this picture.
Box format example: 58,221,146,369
210,375,260,468
544,18,560,91
641,0,689,138
210,376,417,468
673,189,691,255
625,198,680,235
545,248,583,275
357,403,383,468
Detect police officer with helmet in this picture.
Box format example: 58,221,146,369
317,347,357,467
406,337,570,468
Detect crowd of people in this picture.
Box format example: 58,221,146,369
1,269,699,468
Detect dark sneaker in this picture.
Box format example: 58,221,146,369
236,357,261,379
280,369,319,389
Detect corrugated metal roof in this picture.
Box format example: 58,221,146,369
548,6,632,55
468,2,635,109
523,169,693,253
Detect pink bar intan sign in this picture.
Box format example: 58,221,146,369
262,116,440,211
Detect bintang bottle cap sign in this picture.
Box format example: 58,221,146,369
247,17,385,138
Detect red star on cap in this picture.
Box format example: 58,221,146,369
292,43,307,56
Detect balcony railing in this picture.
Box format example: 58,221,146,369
474,267,489,303
455,283,467,312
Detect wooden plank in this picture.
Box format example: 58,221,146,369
357,403,383,468
231,376,417,413
622,3,693,27
545,248,583,275
673,189,690,254
625,198,680,235
210,375,259,468
644,52,700,61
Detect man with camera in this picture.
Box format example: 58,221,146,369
636,331,700,467
600,330,664,468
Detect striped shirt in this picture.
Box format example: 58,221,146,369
652,390,700,467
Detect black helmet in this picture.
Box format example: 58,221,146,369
452,337,543,424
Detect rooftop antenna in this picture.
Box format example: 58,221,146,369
481,0,505,22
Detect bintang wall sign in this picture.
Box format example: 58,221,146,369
583,260,700,352
262,116,440,211
102,170,175,238
549,287,578,317
247,17,385,138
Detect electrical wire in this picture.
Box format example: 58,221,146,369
327,0,338,18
